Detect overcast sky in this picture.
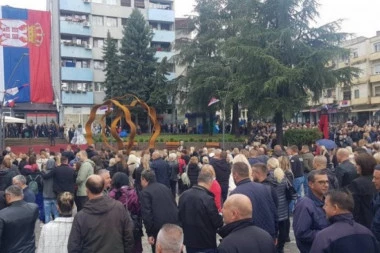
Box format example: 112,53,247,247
0,0,379,37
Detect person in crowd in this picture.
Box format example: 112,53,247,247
336,148,358,188
150,151,171,188
12,174,35,203
68,175,134,253
202,164,222,212
0,157,19,191
347,152,377,228
107,157,117,177
301,145,314,195
372,164,380,241
218,194,276,253
293,170,330,253
313,155,339,190
140,170,179,252
167,153,179,198
52,156,75,195
62,145,75,163
97,169,111,195
288,145,305,202
37,192,75,253
210,149,231,203
75,150,95,211
133,153,150,193
179,169,223,253
310,190,379,253
41,158,59,223
230,162,277,239
0,185,38,252
187,156,201,188
252,163,279,209
109,172,143,253
114,153,129,176
155,224,184,253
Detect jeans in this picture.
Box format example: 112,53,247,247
186,247,217,253
303,173,309,196
289,176,305,212
44,199,59,223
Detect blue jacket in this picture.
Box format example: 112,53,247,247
372,192,380,241
150,158,171,188
310,213,379,253
231,178,277,238
293,192,329,253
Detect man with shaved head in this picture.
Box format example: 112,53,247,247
335,148,357,188
210,149,231,202
156,224,184,253
68,175,134,253
313,155,339,190
218,194,276,253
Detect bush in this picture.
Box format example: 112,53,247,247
159,138,164,142
283,129,323,148
198,138,204,142
189,137,194,142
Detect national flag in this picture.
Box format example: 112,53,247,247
5,83,29,96
3,97,18,107
208,97,220,107
0,6,53,103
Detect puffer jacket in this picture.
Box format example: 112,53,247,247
76,159,95,196
187,163,200,187
274,178,289,221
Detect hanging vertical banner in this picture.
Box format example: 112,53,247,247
0,6,53,103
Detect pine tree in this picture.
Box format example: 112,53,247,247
103,31,120,100
119,9,156,102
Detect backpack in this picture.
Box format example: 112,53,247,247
28,175,40,194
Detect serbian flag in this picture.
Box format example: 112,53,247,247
3,97,17,107
0,6,53,103
208,97,220,107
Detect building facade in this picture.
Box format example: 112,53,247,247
48,0,175,126
302,32,380,126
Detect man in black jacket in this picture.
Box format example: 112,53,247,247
52,156,75,195
336,148,358,188
140,170,178,253
210,149,231,202
0,185,38,252
68,175,134,253
218,194,276,253
179,169,223,253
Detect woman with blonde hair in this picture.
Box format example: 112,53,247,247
133,153,150,193
201,164,222,212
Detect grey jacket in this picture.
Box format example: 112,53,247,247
42,159,56,199
76,159,95,196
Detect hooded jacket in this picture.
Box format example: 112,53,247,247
0,168,18,191
76,159,95,196
67,196,134,253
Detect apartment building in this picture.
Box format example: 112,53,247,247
48,0,175,126
302,32,380,125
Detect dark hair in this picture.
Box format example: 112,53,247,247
291,145,299,153
61,156,68,163
232,162,249,178
252,163,268,174
355,153,376,176
112,172,130,189
85,176,104,194
353,147,367,155
220,151,227,159
141,169,156,183
327,190,354,213
308,169,327,182
28,156,37,165
57,192,74,216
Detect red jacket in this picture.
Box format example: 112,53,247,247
210,180,222,212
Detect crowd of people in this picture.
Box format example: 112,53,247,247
1,123,380,252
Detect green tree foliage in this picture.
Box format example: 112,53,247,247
103,31,120,99
119,9,157,102
284,128,323,147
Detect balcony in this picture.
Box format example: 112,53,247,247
61,44,92,59
148,9,175,23
62,91,94,105
61,67,93,82
351,97,369,105
155,51,175,62
350,56,367,65
370,74,380,83
352,76,369,85
60,0,91,13
152,30,175,43
369,52,380,62
60,20,91,36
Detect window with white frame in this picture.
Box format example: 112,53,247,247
106,0,117,4
374,64,380,75
94,82,106,91
374,42,380,53
92,15,104,26
94,60,105,70
93,38,104,48
121,0,131,6
374,84,380,96
106,17,117,27
354,89,360,99
92,0,103,3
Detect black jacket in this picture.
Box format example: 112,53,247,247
348,175,376,229
336,159,358,188
210,158,231,188
0,200,39,253
68,196,134,253
187,163,200,187
150,158,171,187
290,154,304,178
140,182,178,237
52,163,75,194
179,185,223,249
218,219,276,253
0,168,18,191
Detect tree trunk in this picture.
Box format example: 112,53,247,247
275,110,284,145
231,101,240,137
209,111,214,136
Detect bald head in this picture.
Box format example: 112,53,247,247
337,148,350,163
86,174,104,196
223,194,252,224
313,155,327,170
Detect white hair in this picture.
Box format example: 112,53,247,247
156,224,183,253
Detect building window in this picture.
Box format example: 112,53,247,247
92,15,104,26
94,60,105,70
94,82,106,91
121,0,131,6
92,0,103,3
343,89,351,100
106,0,117,5
160,23,171,31
106,17,117,27
149,2,172,10
121,18,128,26
374,64,380,75
354,89,359,99
374,42,380,53
93,38,104,48
374,85,380,97
352,50,358,58
135,0,145,8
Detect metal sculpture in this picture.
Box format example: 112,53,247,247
85,94,161,154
